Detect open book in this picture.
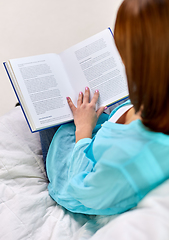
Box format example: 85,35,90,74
4,28,128,132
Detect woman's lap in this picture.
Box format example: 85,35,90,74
39,126,60,169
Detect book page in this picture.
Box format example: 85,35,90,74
60,29,128,108
9,54,75,131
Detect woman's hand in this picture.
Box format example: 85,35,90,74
67,87,106,142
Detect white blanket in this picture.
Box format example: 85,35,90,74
0,107,169,240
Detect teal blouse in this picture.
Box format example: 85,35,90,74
46,102,169,215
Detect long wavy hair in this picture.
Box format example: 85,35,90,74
114,0,169,133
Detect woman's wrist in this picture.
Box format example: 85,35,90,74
75,126,93,143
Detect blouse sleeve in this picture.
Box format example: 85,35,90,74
65,138,138,215
47,131,138,215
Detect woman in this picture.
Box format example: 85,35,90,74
40,0,169,215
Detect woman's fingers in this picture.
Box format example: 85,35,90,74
91,89,99,105
67,87,104,114
77,92,83,107
83,87,99,106
83,87,90,103
66,97,76,113
96,106,106,118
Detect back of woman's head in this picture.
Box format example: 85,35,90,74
114,0,169,133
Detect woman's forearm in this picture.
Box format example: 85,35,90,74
75,126,93,143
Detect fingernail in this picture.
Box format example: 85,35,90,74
79,92,82,95
95,89,99,93
66,97,70,100
85,86,89,90
104,106,108,110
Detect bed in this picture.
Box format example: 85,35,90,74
0,106,169,240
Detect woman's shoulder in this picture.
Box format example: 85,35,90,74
108,99,132,119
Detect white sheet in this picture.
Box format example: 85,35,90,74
0,106,169,240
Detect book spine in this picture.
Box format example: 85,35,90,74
108,27,114,37
3,62,34,133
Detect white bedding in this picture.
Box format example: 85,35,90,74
0,106,169,240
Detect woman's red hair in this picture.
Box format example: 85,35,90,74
114,0,169,133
